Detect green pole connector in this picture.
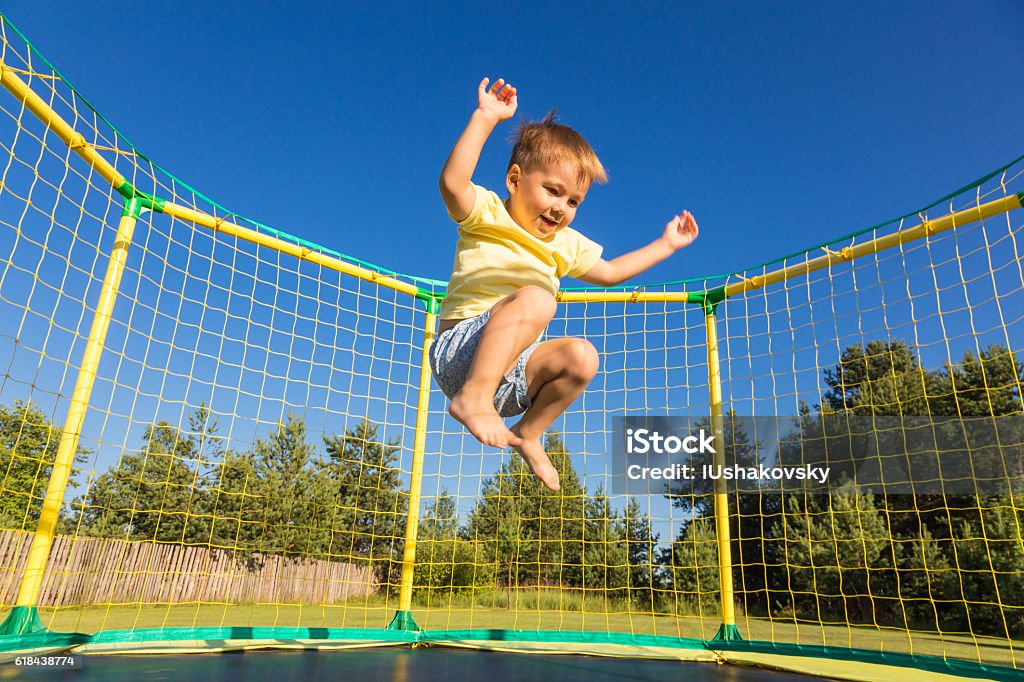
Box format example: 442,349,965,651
687,286,726,316
386,609,421,632
712,623,743,642
414,289,444,314
115,181,167,219
0,605,44,636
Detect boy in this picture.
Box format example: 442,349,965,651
431,77,698,492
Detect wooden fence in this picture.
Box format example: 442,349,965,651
0,530,375,606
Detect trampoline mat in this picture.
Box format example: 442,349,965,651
11,647,828,681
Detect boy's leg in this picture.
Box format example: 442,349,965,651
510,337,600,491
449,286,557,449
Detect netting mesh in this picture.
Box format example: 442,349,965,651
0,15,1022,674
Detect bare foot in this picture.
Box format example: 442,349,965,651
449,390,521,449
511,429,560,491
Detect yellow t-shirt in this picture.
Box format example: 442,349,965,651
439,184,603,320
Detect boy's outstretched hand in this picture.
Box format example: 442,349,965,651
477,77,518,123
663,210,699,251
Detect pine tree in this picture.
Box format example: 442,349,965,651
660,516,720,614
821,340,933,416
465,433,588,588
621,496,662,606
415,491,495,594
776,486,897,625
242,412,324,557
933,345,1023,417
665,409,760,515
76,406,216,544
951,504,1024,638
581,485,627,599
323,419,409,588
0,401,88,530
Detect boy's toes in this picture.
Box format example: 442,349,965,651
450,394,516,449
539,466,560,491
480,426,521,449
514,438,560,491
485,431,508,448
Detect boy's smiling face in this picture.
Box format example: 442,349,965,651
505,162,589,240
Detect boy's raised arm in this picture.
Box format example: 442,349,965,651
439,77,518,222
578,211,699,286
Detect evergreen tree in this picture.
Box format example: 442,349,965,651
581,485,627,598
465,433,587,587
415,491,495,594
660,516,720,613
890,525,957,631
821,340,934,415
951,504,1024,638
665,409,760,514
76,406,218,544
774,484,956,628
420,491,458,540
202,416,408,578
242,411,326,557
932,345,1023,417
323,419,409,588
0,401,88,530
733,492,784,617
621,496,662,606
662,411,769,614
776,486,896,624
782,340,1024,638
205,446,263,564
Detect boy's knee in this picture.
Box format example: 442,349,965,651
514,286,557,318
566,339,599,381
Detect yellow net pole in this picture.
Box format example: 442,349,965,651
0,60,125,189
557,291,692,304
395,309,437,623
722,193,1023,299
705,310,738,638
15,211,139,607
160,203,423,300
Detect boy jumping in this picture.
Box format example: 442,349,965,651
431,77,699,492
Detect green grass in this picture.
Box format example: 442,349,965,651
15,591,1021,669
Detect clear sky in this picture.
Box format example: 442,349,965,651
6,2,1023,287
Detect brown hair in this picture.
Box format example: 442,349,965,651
508,110,607,187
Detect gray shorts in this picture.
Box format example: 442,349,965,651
429,308,538,418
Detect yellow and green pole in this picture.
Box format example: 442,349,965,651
388,295,440,631
0,59,168,635
1,187,162,635
684,193,1024,644
689,290,741,641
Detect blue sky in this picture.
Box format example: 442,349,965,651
7,2,1023,286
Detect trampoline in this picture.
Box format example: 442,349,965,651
0,11,1022,682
